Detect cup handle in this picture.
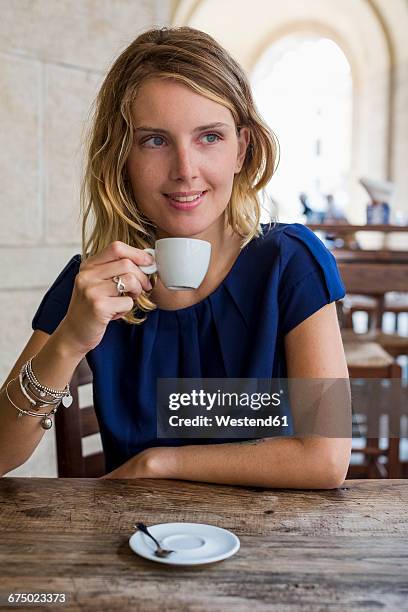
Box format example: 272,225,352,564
139,248,157,274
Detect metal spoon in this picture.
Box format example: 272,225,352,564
135,522,175,558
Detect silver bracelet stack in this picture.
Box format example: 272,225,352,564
4,356,73,430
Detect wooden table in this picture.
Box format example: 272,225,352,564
1,478,407,611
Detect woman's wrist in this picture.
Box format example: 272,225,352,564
52,320,89,361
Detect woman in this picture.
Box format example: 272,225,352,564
0,27,351,487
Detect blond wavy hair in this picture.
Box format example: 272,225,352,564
80,26,279,324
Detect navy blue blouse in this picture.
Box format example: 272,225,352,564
32,222,345,472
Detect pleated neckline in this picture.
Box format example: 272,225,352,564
154,235,255,314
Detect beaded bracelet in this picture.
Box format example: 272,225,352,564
20,371,61,407
18,370,56,410
22,358,73,407
5,379,59,429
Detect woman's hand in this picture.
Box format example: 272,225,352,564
100,447,177,479
59,241,154,355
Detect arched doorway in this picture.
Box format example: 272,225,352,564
251,35,352,222
172,0,394,221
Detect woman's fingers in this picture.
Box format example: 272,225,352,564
84,241,153,267
106,274,146,298
98,259,153,292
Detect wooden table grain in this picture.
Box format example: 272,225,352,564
0,478,407,611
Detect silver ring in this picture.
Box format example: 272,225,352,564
112,275,126,296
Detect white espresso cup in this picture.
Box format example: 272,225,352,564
138,237,211,290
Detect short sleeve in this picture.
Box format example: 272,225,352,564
278,224,345,335
32,254,81,335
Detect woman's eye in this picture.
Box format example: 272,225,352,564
202,133,221,144
141,135,165,148
140,132,222,148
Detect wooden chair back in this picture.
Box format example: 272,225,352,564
346,356,402,479
338,262,408,295
338,262,408,332
54,359,105,477
334,250,408,264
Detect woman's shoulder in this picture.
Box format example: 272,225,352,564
225,222,344,334
253,221,343,294
256,223,345,336
258,221,335,268
258,220,321,247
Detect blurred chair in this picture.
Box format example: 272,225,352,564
343,341,400,378
344,344,402,479
338,263,408,357
341,294,378,330
338,261,406,479
54,359,105,477
384,292,408,333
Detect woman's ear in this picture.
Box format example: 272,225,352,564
234,126,251,174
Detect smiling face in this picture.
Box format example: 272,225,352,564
126,78,249,239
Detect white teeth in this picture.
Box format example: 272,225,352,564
169,192,203,202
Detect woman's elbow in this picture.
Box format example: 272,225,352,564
321,452,351,489
306,440,351,489
321,470,348,489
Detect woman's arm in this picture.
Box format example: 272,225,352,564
104,302,351,488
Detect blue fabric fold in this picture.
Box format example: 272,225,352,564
279,223,345,301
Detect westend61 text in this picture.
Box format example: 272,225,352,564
168,390,282,411
168,415,289,427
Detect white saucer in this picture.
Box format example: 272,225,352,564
129,522,240,566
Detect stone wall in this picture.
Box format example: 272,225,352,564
0,0,171,476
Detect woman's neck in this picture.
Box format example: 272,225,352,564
151,220,242,310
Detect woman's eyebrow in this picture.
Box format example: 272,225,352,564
134,122,232,134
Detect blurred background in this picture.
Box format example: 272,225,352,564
1,0,407,477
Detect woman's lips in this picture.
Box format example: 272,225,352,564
165,191,207,211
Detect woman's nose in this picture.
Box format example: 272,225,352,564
170,146,198,181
